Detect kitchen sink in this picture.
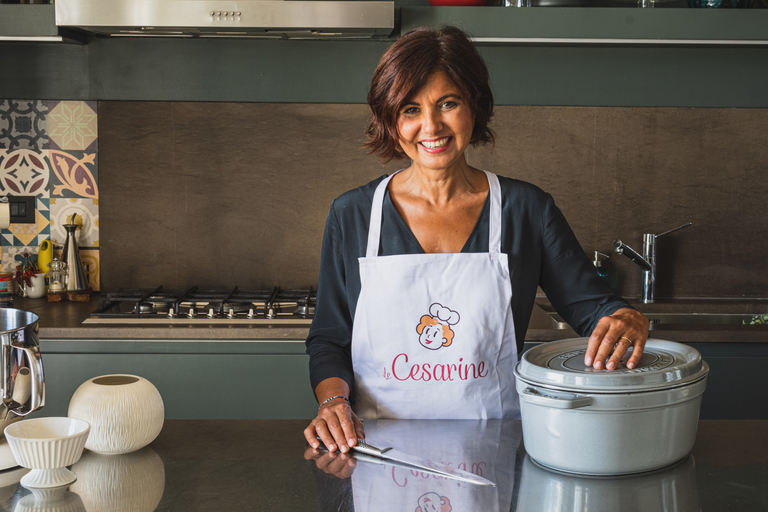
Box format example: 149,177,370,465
545,312,766,330
536,299,768,331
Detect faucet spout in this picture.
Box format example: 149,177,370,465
613,222,692,304
613,240,652,272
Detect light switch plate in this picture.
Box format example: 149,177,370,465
7,195,35,224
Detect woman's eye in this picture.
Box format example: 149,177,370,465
441,101,458,109
402,107,419,116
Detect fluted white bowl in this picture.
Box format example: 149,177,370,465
4,417,90,489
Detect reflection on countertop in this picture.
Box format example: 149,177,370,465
0,419,764,511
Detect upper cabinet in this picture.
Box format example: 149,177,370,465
403,7,768,45
2,4,767,45
0,5,81,43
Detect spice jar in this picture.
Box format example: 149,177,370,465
47,258,67,293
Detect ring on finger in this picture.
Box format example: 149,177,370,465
619,336,634,346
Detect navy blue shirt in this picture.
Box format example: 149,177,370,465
306,174,630,393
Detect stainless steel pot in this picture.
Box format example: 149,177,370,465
514,338,708,475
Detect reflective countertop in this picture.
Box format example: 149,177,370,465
0,419,764,511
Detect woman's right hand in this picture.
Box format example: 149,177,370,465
303,379,365,454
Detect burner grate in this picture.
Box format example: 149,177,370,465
87,286,316,324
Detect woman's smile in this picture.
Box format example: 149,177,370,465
419,136,452,152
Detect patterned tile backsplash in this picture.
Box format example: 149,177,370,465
0,100,100,291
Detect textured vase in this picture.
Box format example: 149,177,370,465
68,375,164,455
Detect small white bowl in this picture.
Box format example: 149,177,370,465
4,417,90,489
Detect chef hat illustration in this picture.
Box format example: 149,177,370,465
429,303,460,326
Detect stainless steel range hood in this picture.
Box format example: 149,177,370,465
55,0,395,39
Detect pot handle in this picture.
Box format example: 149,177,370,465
521,387,593,409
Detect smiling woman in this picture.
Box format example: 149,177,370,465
363,26,494,163
303,26,649,457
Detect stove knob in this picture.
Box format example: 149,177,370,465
266,306,275,319
167,308,176,319
187,307,196,319
207,308,216,319
227,308,236,319
247,307,255,319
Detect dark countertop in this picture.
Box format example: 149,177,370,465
0,419,764,511
11,295,768,343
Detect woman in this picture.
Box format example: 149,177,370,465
304,26,649,454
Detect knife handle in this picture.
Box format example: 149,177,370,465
352,439,392,457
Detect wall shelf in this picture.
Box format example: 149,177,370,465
401,7,768,45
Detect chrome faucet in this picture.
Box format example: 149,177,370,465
613,222,692,304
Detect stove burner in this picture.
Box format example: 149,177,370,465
87,286,317,324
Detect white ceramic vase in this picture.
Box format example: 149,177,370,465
68,375,164,455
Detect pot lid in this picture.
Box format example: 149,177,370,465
515,338,708,392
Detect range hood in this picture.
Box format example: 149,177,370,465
55,0,395,39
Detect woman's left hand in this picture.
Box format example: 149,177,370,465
584,308,649,371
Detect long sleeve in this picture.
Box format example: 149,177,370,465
305,200,356,393
537,192,630,335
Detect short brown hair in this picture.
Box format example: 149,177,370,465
363,26,495,163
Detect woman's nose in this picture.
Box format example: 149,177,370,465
422,109,441,134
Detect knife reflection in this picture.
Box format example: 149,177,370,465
316,437,496,487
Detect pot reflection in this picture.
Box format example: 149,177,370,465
515,454,700,512
70,447,165,512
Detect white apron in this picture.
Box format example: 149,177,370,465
351,170,520,420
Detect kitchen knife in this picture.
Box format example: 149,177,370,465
316,438,496,486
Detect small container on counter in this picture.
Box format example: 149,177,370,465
0,272,13,307
47,258,67,294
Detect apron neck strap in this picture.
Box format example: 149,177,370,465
366,170,502,257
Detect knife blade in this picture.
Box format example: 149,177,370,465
316,437,495,486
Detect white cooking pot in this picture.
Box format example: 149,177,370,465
514,338,708,476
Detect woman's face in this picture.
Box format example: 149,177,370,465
396,71,475,174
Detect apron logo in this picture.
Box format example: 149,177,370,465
416,492,451,512
416,303,460,351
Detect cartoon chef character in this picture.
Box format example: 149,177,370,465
416,492,451,512
416,303,460,351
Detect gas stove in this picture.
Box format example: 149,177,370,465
83,286,316,324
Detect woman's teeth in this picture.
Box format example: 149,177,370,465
421,138,450,149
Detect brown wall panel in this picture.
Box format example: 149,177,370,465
99,102,768,299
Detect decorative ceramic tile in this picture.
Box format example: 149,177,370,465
49,197,99,248
35,197,51,246
49,150,98,199
0,98,99,287
10,220,38,248
47,101,97,152
1,246,35,273
79,247,100,291
0,149,51,196
0,100,48,151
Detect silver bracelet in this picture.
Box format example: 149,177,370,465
319,395,350,409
